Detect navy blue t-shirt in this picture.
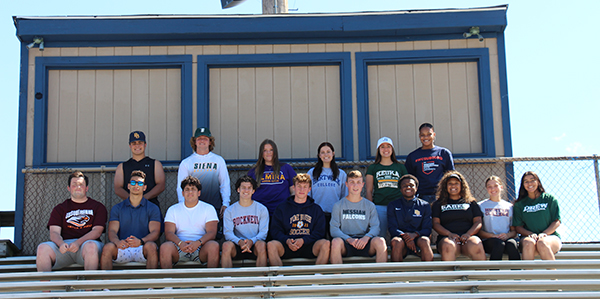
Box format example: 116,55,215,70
405,146,454,195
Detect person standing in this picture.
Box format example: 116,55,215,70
405,123,454,204
248,139,296,216
365,137,408,240
36,172,107,271
177,127,230,220
307,142,348,237
114,131,165,211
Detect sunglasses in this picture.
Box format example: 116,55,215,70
130,180,145,186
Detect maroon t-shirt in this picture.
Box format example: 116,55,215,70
47,197,108,240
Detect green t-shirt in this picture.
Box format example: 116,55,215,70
366,162,407,206
512,193,561,238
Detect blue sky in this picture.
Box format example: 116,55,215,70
1,1,599,238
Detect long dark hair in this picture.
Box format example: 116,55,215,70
374,143,399,164
516,171,545,202
435,170,476,205
312,142,340,182
252,139,281,187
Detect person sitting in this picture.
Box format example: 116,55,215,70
330,170,387,264
101,170,161,269
513,171,562,260
160,176,220,268
267,174,330,266
387,174,434,262
432,171,485,261
221,175,269,268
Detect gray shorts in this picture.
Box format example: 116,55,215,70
41,239,104,270
177,245,203,264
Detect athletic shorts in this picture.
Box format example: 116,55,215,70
41,239,103,270
114,246,147,264
233,244,259,261
343,238,375,258
281,242,317,259
177,245,202,264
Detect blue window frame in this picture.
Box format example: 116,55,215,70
32,55,193,167
196,52,354,161
355,48,494,160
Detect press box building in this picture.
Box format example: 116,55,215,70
12,5,511,253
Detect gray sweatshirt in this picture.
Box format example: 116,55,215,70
330,197,380,240
223,201,269,244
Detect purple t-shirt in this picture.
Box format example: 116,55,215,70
248,164,296,215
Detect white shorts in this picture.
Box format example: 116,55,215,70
113,246,147,264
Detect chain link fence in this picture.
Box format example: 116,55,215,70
20,156,600,255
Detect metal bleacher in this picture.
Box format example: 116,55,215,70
1,244,600,298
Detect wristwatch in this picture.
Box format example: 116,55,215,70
140,239,145,246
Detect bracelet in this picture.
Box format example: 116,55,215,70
177,241,182,247
198,239,203,247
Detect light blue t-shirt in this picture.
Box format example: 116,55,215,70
307,167,348,213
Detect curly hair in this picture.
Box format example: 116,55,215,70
516,171,545,202
435,170,476,205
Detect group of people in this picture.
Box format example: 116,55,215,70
35,123,562,272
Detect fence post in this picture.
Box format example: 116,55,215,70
594,155,600,212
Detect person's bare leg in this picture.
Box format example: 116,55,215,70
160,242,179,269
36,244,57,272
254,241,268,267
369,237,387,263
100,243,118,270
417,237,434,261
220,241,236,268
390,237,405,262
199,241,220,268
329,238,345,264
267,241,284,266
313,239,331,265
144,242,159,269
81,242,100,270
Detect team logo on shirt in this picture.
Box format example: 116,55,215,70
441,204,470,212
484,208,510,217
289,214,312,235
415,156,444,175
376,170,400,188
342,209,366,220
523,203,548,213
233,215,259,226
413,209,422,217
261,171,286,184
65,209,94,229
193,162,217,170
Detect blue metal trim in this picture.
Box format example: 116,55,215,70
355,48,496,160
14,44,30,249
196,52,354,162
14,7,507,45
32,55,193,167
497,33,513,157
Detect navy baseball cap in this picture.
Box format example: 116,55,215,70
129,131,146,143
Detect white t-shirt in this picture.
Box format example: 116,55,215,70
478,199,513,236
165,200,219,241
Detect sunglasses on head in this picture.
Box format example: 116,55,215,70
130,180,145,186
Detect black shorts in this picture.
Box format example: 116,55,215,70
282,242,317,259
343,238,375,257
233,244,258,261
